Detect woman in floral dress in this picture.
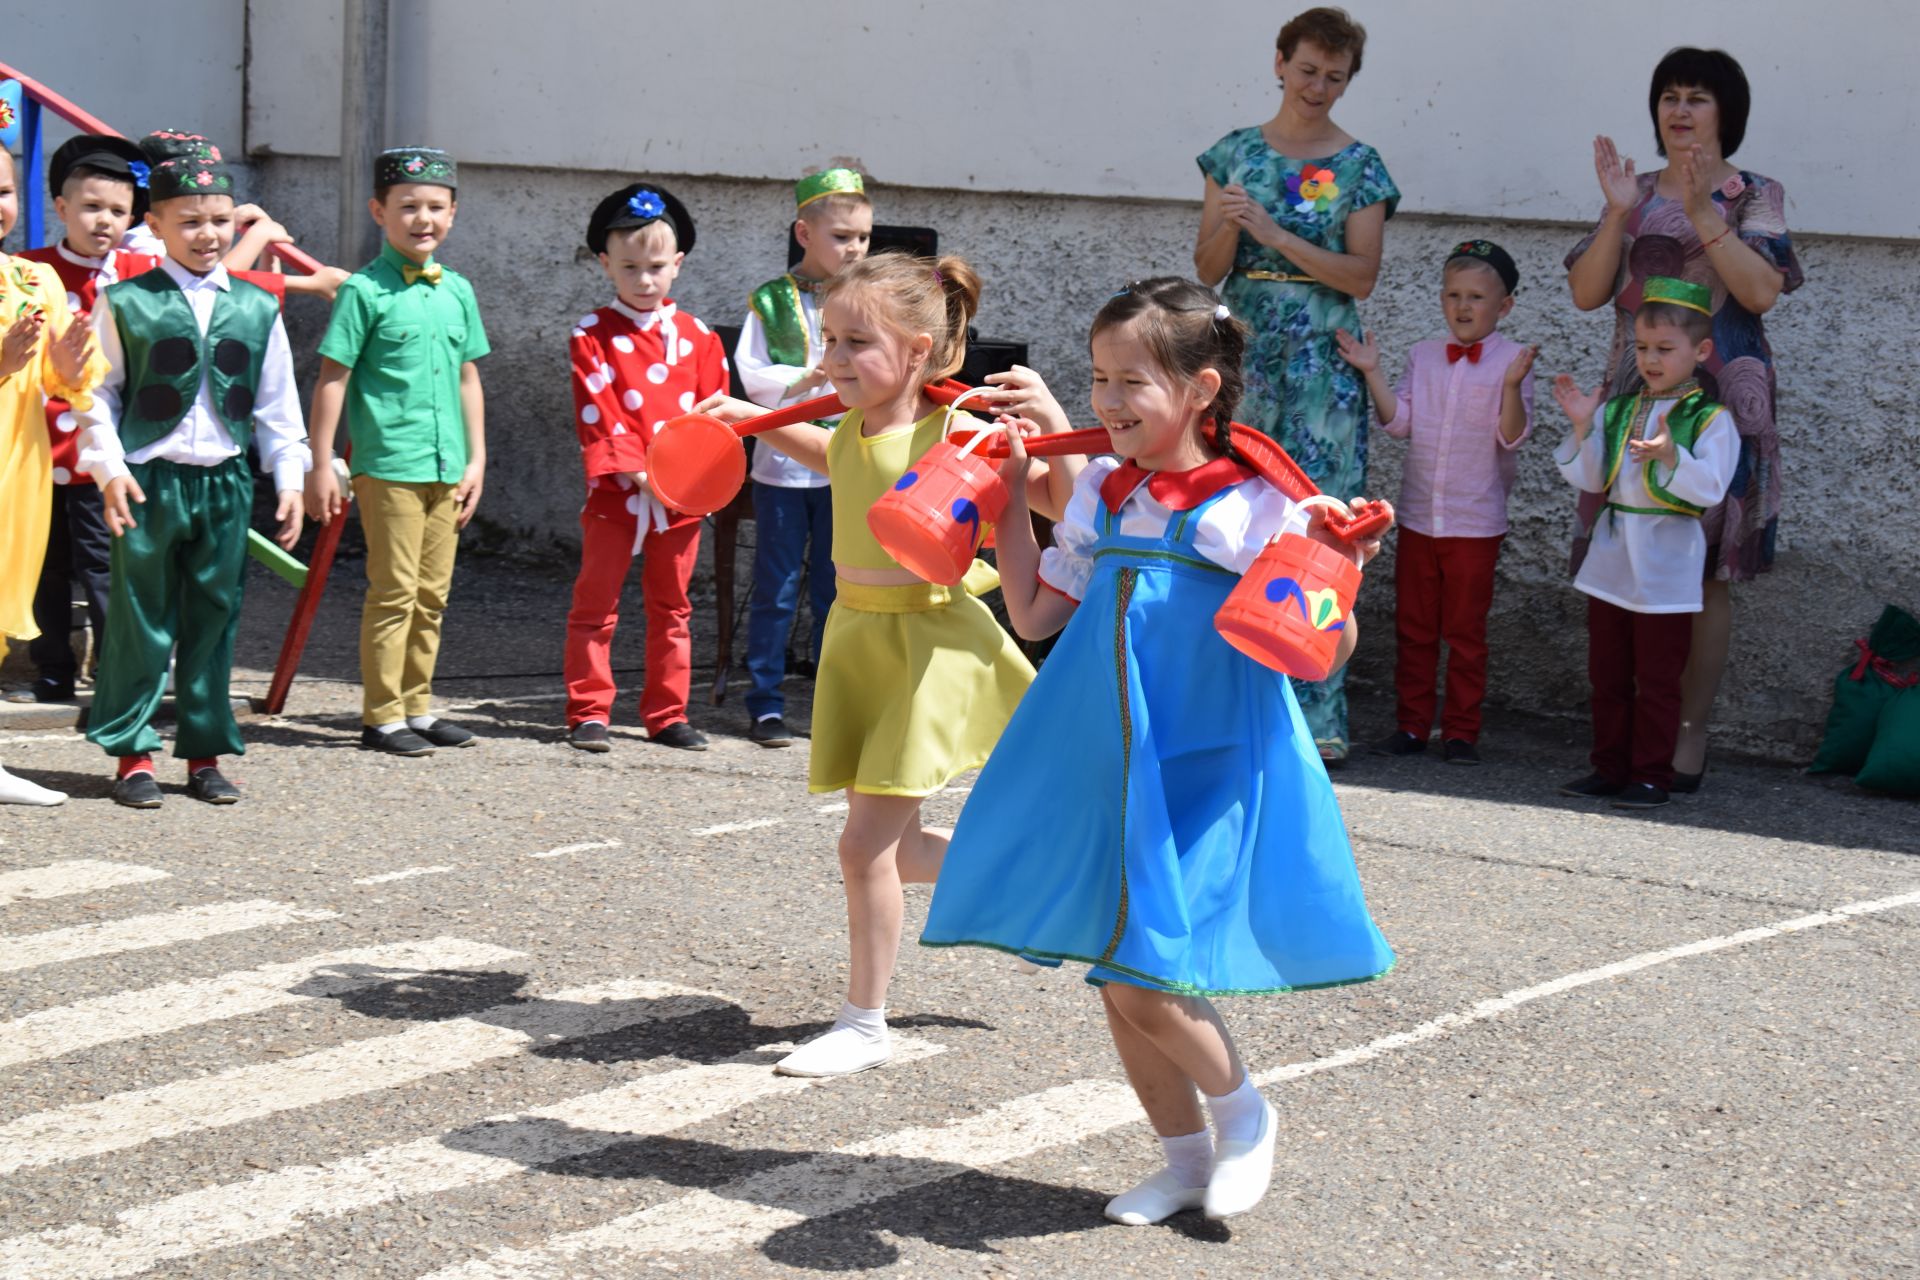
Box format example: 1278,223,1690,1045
1566,47,1802,790
1196,5,1399,762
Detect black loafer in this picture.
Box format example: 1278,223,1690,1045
1558,772,1626,799
1371,730,1427,757
187,768,242,804
5,677,76,704
650,721,709,751
412,719,476,748
567,721,612,753
111,772,164,809
1442,739,1481,766
359,726,436,757
750,716,793,748
1611,782,1671,810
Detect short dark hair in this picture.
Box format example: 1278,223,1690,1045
1649,47,1750,158
1636,301,1712,343
372,183,456,204
61,163,137,196
1276,7,1367,78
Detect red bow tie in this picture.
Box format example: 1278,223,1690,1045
1446,341,1482,364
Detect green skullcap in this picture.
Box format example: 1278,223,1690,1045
1642,276,1711,315
795,168,865,211
375,146,458,191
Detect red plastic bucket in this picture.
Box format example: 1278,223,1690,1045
1214,530,1361,680
867,393,1009,585
645,413,748,516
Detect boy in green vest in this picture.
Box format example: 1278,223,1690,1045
77,154,311,809
733,168,871,746
1550,277,1738,810
305,147,490,758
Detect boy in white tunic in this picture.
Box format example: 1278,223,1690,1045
1550,277,1736,810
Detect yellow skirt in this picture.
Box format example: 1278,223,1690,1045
809,565,1034,796
0,394,52,641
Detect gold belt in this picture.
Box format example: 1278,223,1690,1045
1239,270,1319,284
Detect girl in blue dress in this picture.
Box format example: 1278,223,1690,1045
922,278,1395,1226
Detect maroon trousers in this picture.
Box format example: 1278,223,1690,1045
1393,530,1504,743
1586,596,1693,789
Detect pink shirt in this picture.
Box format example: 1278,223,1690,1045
1383,331,1534,538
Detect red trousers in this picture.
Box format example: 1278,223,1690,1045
564,487,703,733
1394,530,1503,743
1586,596,1693,789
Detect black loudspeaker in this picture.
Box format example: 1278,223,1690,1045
958,330,1029,385
788,224,937,269
710,324,749,399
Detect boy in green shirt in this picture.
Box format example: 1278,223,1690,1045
305,147,489,756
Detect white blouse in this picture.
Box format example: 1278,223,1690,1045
1554,397,1739,614
1038,456,1310,601
734,296,835,490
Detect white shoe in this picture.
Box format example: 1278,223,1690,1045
0,766,66,806
1104,1168,1207,1226
1012,955,1045,974
1204,1100,1277,1220
774,1025,891,1077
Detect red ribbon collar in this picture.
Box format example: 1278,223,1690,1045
1100,456,1257,514
1850,638,1920,689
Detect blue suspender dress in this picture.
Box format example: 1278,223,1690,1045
922,484,1395,995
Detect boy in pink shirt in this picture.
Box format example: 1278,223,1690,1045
1337,240,1536,764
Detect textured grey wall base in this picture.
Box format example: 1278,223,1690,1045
254,156,1918,763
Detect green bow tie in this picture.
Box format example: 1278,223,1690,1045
402,261,442,286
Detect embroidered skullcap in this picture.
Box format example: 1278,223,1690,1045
1446,239,1519,294
147,155,233,202
138,130,220,167
375,146,458,191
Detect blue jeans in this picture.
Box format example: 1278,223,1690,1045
746,482,834,719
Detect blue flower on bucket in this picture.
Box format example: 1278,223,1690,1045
627,189,666,220
129,160,151,189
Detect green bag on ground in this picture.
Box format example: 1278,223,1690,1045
1809,605,1920,775
1855,687,1920,796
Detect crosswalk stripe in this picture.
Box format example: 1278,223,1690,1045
0,1039,946,1280
0,860,170,907
417,1081,1139,1279
0,936,525,1070
0,900,338,974
0,978,724,1176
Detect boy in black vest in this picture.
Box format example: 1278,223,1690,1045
76,154,311,808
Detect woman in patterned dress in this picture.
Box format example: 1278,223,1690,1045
1566,47,1802,790
1195,5,1399,762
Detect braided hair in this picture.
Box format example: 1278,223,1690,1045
1090,277,1249,462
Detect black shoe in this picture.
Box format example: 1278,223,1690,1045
411,719,476,748
1371,730,1427,757
1442,739,1481,766
750,716,793,748
111,772,164,809
1611,782,1671,810
1669,771,1702,794
5,676,76,704
186,768,242,804
650,721,709,751
359,726,436,757
567,721,612,753
1558,772,1626,799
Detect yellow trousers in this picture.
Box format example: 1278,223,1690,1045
353,476,460,725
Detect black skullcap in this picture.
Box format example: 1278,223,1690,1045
148,155,234,203
375,147,458,191
1446,239,1520,295
586,181,694,256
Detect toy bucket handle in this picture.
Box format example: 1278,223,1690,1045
940,385,1005,458
1275,492,1368,564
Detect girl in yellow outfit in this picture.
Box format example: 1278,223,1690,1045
0,149,104,805
698,251,1081,1076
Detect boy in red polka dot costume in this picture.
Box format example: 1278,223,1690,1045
562,182,729,753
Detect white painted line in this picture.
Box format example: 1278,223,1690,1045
0,900,337,974
527,839,621,860
0,860,169,907
0,978,725,1176
816,802,849,814
0,733,86,747
0,936,524,1070
352,866,455,885
690,819,782,837
0,1039,946,1280
418,886,1920,1275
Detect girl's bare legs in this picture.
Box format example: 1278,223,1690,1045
776,792,947,1076
1674,579,1732,777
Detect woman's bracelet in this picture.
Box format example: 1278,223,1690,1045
1700,226,1733,252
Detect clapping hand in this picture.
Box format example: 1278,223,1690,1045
1673,144,1717,217
1553,373,1604,434
1333,327,1379,372
1627,418,1678,468
0,312,44,379
1504,344,1538,387
1220,183,1286,248
1593,136,1640,215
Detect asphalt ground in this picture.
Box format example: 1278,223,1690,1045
1,555,1916,1279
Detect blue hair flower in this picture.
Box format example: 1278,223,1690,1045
627,189,665,220
129,159,151,189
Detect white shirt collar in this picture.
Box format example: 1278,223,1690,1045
162,257,231,292
55,241,111,271
610,298,676,329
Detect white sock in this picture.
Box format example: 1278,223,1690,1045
406,714,438,731
834,1000,887,1043
756,713,782,723
372,721,407,736
1205,1073,1267,1145
1158,1129,1213,1188
0,764,67,807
